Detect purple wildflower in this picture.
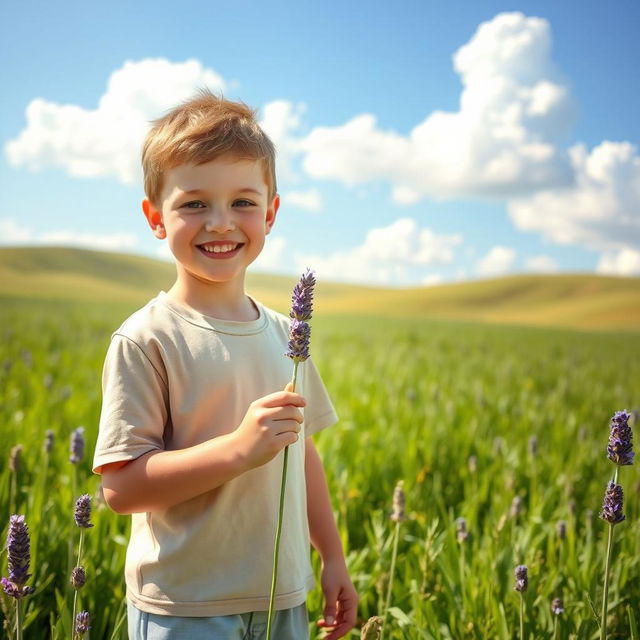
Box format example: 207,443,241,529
289,268,315,321
514,565,528,593
285,270,315,363
607,410,634,466
70,426,85,464
9,445,22,473
556,520,567,540
74,494,94,529
456,517,469,543
286,318,311,363
44,429,55,454
551,597,564,615
75,611,90,636
600,482,625,525
1,515,35,599
70,566,86,589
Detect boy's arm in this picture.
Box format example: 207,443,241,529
101,389,304,514
305,438,358,639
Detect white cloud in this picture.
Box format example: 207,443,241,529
5,59,227,184
283,188,323,212
525,254,558,272
0,217,137,251
508,141,640,253
299,12,575,201
476,246,516,276
597,248,640,276
253,235,287,271
259,100,306,184
298,218,462,284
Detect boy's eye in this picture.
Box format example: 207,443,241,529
182,200,205,209
233,199,255,207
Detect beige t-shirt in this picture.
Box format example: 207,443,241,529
93,292,337,616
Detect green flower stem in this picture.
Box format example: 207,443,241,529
380,518,401,640
553,615,559,640
266,361,299,640
519,592,524,640
600,466,619,640
15,598,23,640
71,528,85,640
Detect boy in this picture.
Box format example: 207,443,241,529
93,90,357,639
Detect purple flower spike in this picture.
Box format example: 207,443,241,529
1,515,35,599
289,268,315,322
600,482,625,525
607,410,634,466
286,319,311,363
285,270,316,364
514,565,528,593
71,566,86,589
551,597,564,615
74,494,94,529
75,611,91,636
70,426,85,464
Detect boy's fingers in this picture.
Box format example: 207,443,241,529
260,390,305,408
284,382,294,392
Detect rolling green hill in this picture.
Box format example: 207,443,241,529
1,246,639,331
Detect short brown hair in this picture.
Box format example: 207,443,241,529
142,89,277,206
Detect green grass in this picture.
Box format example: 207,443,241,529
1,294,639,638
1,246,639,330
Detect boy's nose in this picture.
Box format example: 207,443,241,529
204,208,235,233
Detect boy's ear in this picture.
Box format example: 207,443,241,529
142,199,166,239
265,194,280,235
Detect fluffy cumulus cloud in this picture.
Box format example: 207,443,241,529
5,59,227,183
283,188,323,212
525,255,558,273
0,217,137,251
476,246,517,276
509,141,640,274
299,218,463,284
597,248,640,276
299,12,575,201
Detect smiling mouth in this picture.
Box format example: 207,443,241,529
197,242,243,257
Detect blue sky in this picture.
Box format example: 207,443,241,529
1,0,639,285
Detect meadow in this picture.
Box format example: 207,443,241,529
1,293,639,639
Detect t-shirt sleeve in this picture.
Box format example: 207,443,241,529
93,334,169,474
301,357,338,436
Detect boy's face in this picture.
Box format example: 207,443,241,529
143,154,278,293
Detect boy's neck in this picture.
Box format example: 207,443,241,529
166,273,258,322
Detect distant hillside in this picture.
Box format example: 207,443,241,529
1,246,639,331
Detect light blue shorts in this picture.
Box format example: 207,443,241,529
127,601,309,640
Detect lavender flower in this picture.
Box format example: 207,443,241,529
289,268,315,321
456,517,469,543
70,566,86,589
75,611,90,636
74,494,94,529
9,445,22,473
70,426,85,464
514,565,528,593
286,319,311,363
607,410,634,466
44,429,54,454
1,515,35,599
556,520,567,540
551,597,564,615
285,269,316,364
599,482,625,525
390,482,406,523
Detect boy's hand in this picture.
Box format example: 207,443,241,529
232,386,305,469
317,559,358,639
